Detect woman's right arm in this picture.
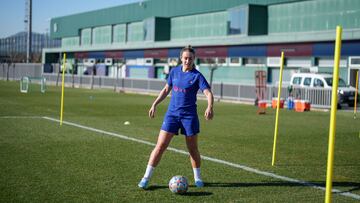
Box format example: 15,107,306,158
149,84,172,118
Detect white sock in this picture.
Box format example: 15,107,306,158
143,165,155,180
193,168,201,181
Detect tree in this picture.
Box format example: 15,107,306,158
202,58,218,88
6,51,20,81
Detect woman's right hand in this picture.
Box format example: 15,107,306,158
149,105,156,118
148,84,171,119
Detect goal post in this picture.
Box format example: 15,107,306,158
20,76,46,93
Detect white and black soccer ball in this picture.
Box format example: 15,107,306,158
168,175,188,194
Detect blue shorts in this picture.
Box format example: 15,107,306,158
161,114,199,136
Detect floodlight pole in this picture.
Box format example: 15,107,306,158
26,0,32,63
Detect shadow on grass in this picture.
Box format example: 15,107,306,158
205,181,360,193
316,182,360,194
146,185,213,196
182,191,212,196
146,181,359,195
146,185,168,191
276,163,360,167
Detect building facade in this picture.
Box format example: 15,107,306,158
44,0,360,86
0,32,60,63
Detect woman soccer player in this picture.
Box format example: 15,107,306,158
138,45,214,189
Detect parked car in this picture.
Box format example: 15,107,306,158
290,73,359,108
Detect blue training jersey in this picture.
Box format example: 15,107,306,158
167,66,210,115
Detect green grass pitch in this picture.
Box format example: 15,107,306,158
0,80,359,202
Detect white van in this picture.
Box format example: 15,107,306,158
290,73,358,108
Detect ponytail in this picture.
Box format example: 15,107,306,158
180,45,195,58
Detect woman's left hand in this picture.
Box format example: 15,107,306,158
204,107,214,120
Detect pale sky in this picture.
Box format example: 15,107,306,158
0,0,141,38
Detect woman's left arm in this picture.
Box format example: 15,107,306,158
203,89,214,120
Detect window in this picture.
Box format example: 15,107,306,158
144,58,154,65
127,22,144,42
227,6,247,35
217,58,227,66
53,23,58,33
243,57,265,66
316,57,347,67
199,58,216,65
92,26,111,45
292,77,302,85
143,18,155,41
154,58,167,64
324,77,347,87
286,58,311,67
313,78,324,87
126,59,137,65
81,28,91,46
229,57,242,66
171,12,227,40
104,58,113,65
350,58,360,65
113,58,125,64
349,57,360,67
113,24,126,43
62,37,79,48
303,77,311,86
267,57,281,67
230,57,240,64
96,59,105,64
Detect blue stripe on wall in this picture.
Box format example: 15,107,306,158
228,45,267,57
313,43,333,56
313,41,360,56
88,52,105,59
342,41,360,55
123,50,144,58
168,48,181,58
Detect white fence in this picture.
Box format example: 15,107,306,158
0,64,332,108
40,73,332,108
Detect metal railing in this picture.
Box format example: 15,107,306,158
39,73,332,108
0,65,333,108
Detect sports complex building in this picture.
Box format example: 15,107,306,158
43,0,360,87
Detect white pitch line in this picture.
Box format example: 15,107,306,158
0,116,43,119
42,116,360,201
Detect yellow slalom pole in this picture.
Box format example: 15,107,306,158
354,70,359,119
272,51,285,166
325,26,342,203
60,53,67,126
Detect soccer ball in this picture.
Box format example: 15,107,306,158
168,175,188,194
